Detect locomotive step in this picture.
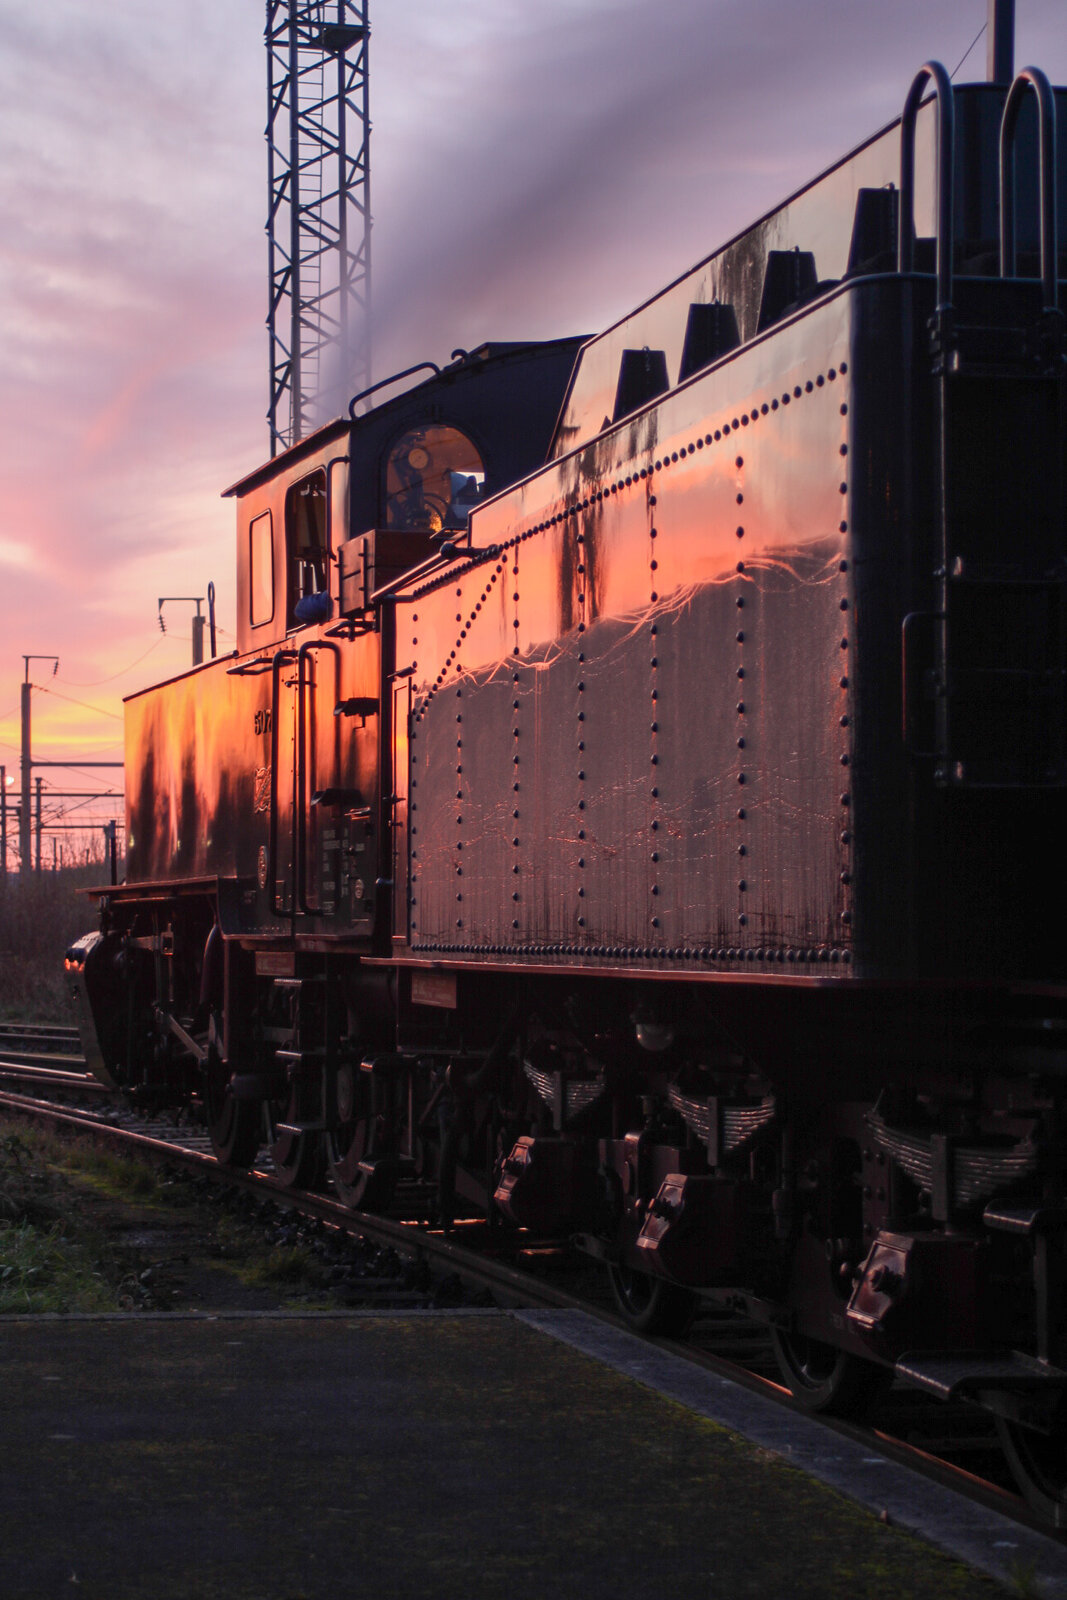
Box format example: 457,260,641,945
357,1155,419,1179
895,1350,1067,1402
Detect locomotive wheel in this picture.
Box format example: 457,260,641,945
996,1415,1067,1527
266,1085,324,1191
202,1039,260,1170
325,1116,375,1209
606,1264,696,1336
324,1062,400,1212
205,1084,260,1170
770,1328,885,1416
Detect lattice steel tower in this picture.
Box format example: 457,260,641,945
266,1,370,455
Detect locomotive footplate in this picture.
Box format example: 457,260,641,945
895,1352,1067,1433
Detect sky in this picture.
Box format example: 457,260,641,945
0,0,1065,857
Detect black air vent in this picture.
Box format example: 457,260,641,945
613,347,670,422
847,187,899,276
756,248,818,331
678,302,740,382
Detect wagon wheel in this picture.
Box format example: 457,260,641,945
266,1079,324,1190
606,1263,696,1336
996,1413,1067,1527
325,1060,401,1212
770,1328,887,1415
202,1029,260,1171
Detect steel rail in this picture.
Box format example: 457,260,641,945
0,1061,108,1092
0,1025,81,1055
0,1023,79,1039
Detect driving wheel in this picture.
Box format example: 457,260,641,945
606,1263,696,1336
996,1413,1067,1528
325,1060,400,1211
266,1081,324,1190
770,1328,886,1415
202,1033,260,1170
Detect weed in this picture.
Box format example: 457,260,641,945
241,1245,315,1287
0,1217,114,1313
73,1147,158,1201
0,1118,123,1312
1008,1558,1044,1599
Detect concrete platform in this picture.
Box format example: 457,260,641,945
0,1307,1060,1599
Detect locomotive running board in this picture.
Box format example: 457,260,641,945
896,1350,1067,1407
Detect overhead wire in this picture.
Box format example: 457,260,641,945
55,635,168,688
32,684,123,721
951,19,987,80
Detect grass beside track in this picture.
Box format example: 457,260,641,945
0,1116,331,1314
0,1122,133,1313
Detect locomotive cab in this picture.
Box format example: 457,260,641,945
228,339,585,655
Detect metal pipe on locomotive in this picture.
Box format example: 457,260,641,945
67,52,1067,1524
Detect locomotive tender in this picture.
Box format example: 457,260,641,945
69,56,1067,1520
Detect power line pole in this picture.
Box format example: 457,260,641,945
157,595,212,668
266,0,371,455
20,655,58,881
20,680,30,879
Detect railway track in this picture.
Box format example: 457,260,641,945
0,1020,82,1055
0,1021,97,1091
0,1039,1059,1558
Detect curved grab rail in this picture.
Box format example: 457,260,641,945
348,362,441,420
898,60,956,316
999,66,1059,313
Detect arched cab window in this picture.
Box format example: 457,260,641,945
384,426,485,533
286,469,329,628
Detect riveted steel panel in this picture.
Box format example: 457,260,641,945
398,292,854,969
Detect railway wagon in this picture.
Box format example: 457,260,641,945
69,57,1067,1522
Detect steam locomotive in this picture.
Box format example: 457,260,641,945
68,55,1067,1523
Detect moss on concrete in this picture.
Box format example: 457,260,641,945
0,1315,1008,1599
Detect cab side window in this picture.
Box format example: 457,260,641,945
285,470,328,628
384,427,485,533
249,511,274,627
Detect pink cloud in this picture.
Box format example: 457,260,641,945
0,0,1065,777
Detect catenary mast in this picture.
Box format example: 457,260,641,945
265,1,371,455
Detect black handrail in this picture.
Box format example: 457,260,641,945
268,649,299,918
296,640,342,915
898,61,955,318
348,361,441,420
999,66,1059,313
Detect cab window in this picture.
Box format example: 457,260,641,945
249,511,274,627
384,427,485,533
285,469,328,628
